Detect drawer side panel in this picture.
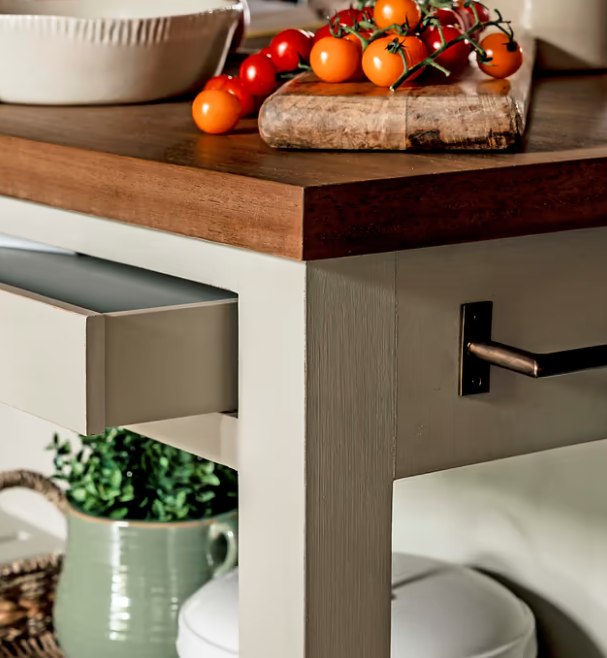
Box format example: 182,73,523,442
104,301,238,427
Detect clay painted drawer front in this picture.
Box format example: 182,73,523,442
0,249,237,434
396,228,607,478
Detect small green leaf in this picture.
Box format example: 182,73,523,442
71,488,87,502
109,507,129,520
110,470,122,489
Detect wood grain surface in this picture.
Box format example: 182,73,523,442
260,37,535,151
0,71,605,259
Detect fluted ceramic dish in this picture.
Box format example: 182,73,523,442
0,0,244,105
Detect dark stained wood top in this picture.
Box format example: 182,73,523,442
0,72,606,259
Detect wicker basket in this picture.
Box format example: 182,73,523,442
0,471,67,658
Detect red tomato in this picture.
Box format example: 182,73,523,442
204,74,232,91
455,1,490,26
430,7,466,29
422,25,470,73
259,46,273,59
310,36,361,83
192,90,241,134
239,53,277,96
478,33,523,78
223,78,255,116
203,75,255,116
373,0,421,31
270,29,314,72
314,24,332,43
314,9,363,43
335,8,363,27
362,35,428,87
358,6,374,22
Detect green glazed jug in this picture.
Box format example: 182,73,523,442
54,504,238,658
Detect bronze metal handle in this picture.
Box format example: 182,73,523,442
459,302,607,396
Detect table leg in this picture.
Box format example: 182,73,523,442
238,254,397,658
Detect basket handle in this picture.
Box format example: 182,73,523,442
0,470,68,515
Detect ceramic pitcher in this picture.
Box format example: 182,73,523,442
54,505,238,658
496,0,607,69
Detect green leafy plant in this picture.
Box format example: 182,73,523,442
48,427,238,522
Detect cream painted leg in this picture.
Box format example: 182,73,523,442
238,253,397,658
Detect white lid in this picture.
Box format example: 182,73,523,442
391,554,537,658
178,569,239,656
177,554,537,658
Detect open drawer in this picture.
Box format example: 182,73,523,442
0,248,237,434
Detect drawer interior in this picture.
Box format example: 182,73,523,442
0,248,236,311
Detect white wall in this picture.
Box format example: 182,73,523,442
0,403,72,538
3,401,607,653
393,440,607,655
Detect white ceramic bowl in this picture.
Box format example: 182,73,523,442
177,555,538,658
0,0,244,105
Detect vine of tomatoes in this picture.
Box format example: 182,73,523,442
192,0,523,134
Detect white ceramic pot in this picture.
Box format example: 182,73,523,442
0,0,244,105
176,554,538,658
496,0,607,70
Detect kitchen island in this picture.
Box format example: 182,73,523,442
0,72,606,658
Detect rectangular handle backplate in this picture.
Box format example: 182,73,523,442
459,301,493,396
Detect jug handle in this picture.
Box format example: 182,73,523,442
207,519,238,577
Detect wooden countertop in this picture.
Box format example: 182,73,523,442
0,73,606,260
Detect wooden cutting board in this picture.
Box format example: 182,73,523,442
259,36,535,151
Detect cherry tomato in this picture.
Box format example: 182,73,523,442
204,74,232,91
373,0,421,31
430,7,465,29
455,1,490,27
310,36,361,83
358,6,374,22
344,31,372,52
343,32,369,79
314,23,332,43
205,75,255,116
362,35,428,87
478,33,523,78
313,8,369,43
335,8,363,27
422,25,470,74
192,90,241,134
270,29,314,72
239,53,277,96
259,46,273,59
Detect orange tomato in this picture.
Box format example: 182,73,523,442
343,32,369,79
373,0,421,31
478,33,523,79
310,36,361,83
362,35,428,87
343,31,371,52
192,89,241,134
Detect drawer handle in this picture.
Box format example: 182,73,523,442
459,301,607,396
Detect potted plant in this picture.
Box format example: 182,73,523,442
47,427,238,658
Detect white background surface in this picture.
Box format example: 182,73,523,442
2,402,606,654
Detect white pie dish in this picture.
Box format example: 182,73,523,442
0,0,244,105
